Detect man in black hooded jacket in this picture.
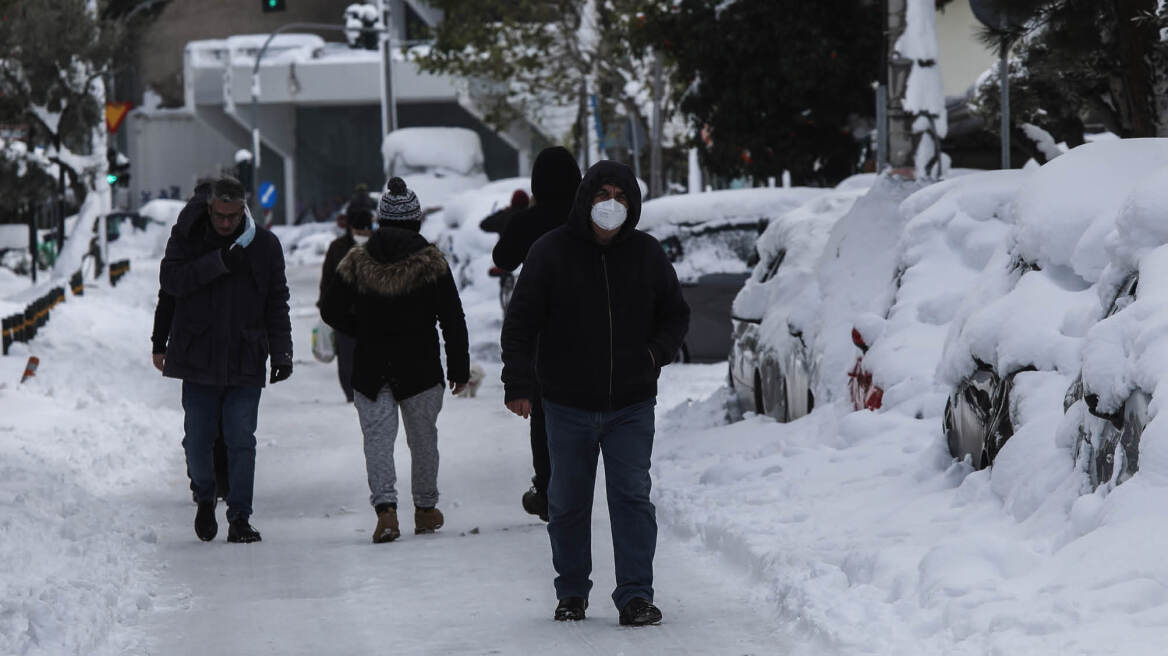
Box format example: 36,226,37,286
491,146,581,522
501,161,689,626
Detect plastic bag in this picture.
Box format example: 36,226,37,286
311,321,336,363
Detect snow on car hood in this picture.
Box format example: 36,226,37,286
860,169,1026,409
938,140,1168,387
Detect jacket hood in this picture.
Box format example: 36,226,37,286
567,160,642,243
530,146,581,215
336,240,449,297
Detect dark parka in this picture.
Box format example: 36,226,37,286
159,195,292,388
491,146,581,272
319,227,470,401
500,160,690,411
318,232,356,308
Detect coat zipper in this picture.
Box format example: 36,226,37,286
602,253,613,404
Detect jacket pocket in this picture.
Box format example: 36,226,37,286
174,321,211,366
240,328,269,375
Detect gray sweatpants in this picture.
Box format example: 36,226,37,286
354,384,444,509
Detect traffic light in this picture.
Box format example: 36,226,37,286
261,0,286,12
106,148,131,187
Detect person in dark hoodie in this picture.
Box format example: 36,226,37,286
320,176,470,544
317,205,375,402
490,146,581,522
159,176,293,544
500,161,690,626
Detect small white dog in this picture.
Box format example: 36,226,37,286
457,362,485,398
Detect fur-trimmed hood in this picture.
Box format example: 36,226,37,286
336,241,449,297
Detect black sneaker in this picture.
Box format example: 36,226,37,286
522,486,549,522
194,501,217,542
226,519,262,543
618,598,662,626
554,597,587,621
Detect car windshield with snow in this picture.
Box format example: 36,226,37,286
641,187,827,365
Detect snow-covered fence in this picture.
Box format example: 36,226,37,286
1,285,65,356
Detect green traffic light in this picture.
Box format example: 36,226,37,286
107,174,118,185
268,0,276,5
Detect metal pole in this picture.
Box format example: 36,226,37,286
999,44,1010,169
650,52,663,198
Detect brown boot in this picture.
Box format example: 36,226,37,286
372,506,400,544
414,506,444,534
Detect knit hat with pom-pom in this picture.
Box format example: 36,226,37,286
378,177,422,224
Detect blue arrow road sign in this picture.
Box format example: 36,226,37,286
258,182,277,209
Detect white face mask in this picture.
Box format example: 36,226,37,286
353,234,370,245
591,199,627,231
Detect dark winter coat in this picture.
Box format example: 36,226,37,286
159,196,292,388
151,288,175,354
319,227,470,401
318,232,356,308
491,146,581,272
500,160,690,411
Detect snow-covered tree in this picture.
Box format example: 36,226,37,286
414,0,685,180
970,0,1168,161
0,0,126,218
638,0,886,186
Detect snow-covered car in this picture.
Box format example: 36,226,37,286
641,187,825,364
1058,159,1168,489
1061,272,1142,487
381,127,489,211
939,139,1168,470
728,187,863,420
844,170,1023,416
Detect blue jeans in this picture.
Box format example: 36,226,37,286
542,398,657,609
182,381,262,522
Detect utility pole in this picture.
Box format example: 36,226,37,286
650,51,664,198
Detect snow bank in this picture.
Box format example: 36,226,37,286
0,261,181,655
653,140,1168,656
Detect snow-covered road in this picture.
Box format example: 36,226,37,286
131,264,786,655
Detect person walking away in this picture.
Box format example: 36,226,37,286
501,160,689,626
159,176,293,544
490,147,581,522
320,176,470,544
318,205,375,402
479,188,529,236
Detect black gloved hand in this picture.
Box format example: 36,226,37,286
221,244,245,272
270,362,293,384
